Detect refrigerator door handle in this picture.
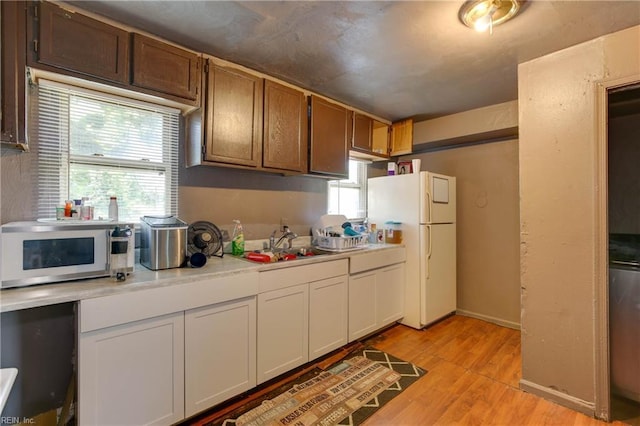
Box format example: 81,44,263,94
425,190,432,224
426,225,432,278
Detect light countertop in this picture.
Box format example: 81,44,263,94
0,244,402,313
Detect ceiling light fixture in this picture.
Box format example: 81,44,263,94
459,0,523,34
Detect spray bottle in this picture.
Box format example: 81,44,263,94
231,220,245,256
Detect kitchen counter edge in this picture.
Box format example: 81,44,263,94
0,244,403,313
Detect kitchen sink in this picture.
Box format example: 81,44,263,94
241,246,331,263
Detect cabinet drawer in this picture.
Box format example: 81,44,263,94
349,247,406,274
259,259,348,293
80,271,258,332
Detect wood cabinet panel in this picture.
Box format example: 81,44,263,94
35,1,129,84
205,64,263,167
131,33,200,102
263,80,308,172
352,112,372,151
1,1,27,146
390,118,413,156
372,120,390,156
309,95,349,178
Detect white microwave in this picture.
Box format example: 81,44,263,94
1,221,135,288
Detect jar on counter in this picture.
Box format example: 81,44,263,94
384,221,403,244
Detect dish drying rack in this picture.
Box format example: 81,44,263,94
313,227,368,251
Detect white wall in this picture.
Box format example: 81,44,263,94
400,139,521,328
518,25,640,415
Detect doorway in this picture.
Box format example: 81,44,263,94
605,82,640,424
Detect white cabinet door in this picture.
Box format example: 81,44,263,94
348,271,378,342
184,297,256,417
376,263,405,327
257,283,309,384
309,275,348,360
79,312,185,426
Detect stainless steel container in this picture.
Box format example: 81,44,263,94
140,216,188,270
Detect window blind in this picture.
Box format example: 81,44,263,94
33,80,180,222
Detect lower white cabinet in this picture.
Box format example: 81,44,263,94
348,271,378,340
348,260,406,342
256,259,349,384
257,283,309,384
184,297,256,417
376,263,405,325
309,275,348,359
76,250,402,423
78,312,185,426
78,272,258,425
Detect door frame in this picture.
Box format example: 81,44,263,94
594,73,640,421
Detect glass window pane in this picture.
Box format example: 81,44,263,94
337,187,361,219
70,95,165,163
327,159,368,218
70,163,168,222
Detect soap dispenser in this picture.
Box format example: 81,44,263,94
231,220,245,256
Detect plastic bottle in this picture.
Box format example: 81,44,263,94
64,200,73,217
81,197,91,220
231,220,245,256
108,196,119,221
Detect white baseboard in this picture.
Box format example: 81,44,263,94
456,309,521,330
519,379,596,417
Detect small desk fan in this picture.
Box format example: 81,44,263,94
187,221,224,258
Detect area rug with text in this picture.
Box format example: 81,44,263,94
207,348,426,426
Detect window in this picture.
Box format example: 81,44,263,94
327,160,368,219
33,80,179,222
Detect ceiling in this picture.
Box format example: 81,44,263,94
70,1,640,122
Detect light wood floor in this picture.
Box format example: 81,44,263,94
188,315,638,426
362,315,635,426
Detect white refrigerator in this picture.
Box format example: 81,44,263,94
367,171,456,329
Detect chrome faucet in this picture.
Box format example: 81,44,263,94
269,226,298,251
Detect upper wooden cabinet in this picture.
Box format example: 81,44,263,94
390,118,413,156
27,2,201,106
188,66,308,174
352,112,373,151
204,64,263,167
131,33,200,103
372,120,390,156
263,80,308,173
32,1,129,85
309,95,349,178
350,112,390,160
1,1,28,148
